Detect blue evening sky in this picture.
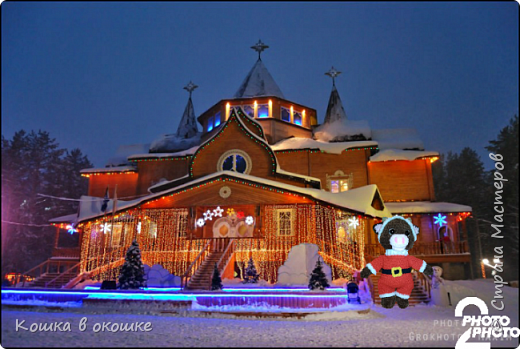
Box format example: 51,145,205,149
2,2,518,169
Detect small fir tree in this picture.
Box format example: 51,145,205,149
243,257,259,283
211,263,223,291
308,258,330,290
118,240,147,289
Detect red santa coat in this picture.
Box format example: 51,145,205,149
367,254,426,299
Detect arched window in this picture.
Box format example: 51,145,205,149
217,150,252,174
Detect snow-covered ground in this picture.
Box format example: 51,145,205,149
2,280,518,348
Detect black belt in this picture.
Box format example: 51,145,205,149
381,267,411,277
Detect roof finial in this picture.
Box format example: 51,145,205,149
183,81,198,98
251,39,269,61
325,66,342,86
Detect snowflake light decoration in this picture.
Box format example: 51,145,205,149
203,210,214,221
66,224,77,235
196,218,205,227
434,213,447,226
348,217,359,229
136,221,142,234
100,223,111,234
213,206,224,218
245,216,254,225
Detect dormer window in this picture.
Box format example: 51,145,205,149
326,170,354,193
217,149,252,174
258,104,269,118
243,105,254,118
214,112,221,127
207,116,214,132
293,111,302,126
281,107,291,122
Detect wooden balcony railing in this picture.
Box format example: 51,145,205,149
365,241,469,258
52,248,81,259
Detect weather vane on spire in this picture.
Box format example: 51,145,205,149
325,66,342,86
251,39,269,60
183,81,198,98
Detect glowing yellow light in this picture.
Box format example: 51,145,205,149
430,157,439,163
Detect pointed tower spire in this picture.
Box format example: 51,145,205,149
176,81,199,139
234,40,284,99
324,67,347,124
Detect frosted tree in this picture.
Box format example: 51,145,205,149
211,263,223,291
243,257,259,283
308,258,330,290
118,240,147,289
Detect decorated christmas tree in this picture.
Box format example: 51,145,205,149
118,240,147,289
211,263,223,291
243,257,259,283
308,258,330,290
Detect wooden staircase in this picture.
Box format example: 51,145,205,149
27,271,79,288
186,250,225,290
369,273,430,306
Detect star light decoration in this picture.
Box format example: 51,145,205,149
66,224,77,235
100,223,111,234
226,208,236,216
203,210,214,221
434,213,447,226
196,218,205,228
213,206,224,218
348,217,359,229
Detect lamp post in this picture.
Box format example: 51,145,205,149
481,259,488,279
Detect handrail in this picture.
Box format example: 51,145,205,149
414,270,432,300
44,257,96,288
19,259,52,287
217,239,235,271
181,239,211,289
89,258,125,280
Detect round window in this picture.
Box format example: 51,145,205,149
217,150,252,174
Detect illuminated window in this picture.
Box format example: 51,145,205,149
214,112,221,127
293,111,302,126
327,171,353,193
281,107,291,122
207,116,214,132
258,105,269,118
243,105,254,118
217,149,252,174
276,209,294,236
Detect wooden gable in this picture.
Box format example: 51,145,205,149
189,109,278,180
141,177,315,209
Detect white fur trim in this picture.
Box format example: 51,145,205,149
419,260,427,273
366,263,377,275
385,249,409,256
396,292,410,300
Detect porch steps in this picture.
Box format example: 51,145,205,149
186,250,225,290
27,272,79,288
369,274,430,306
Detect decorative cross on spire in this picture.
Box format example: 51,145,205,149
325,66,342,86
183,81,198,97
251,39,269,60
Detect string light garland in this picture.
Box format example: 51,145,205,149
81,171,137,178
129,156,192,163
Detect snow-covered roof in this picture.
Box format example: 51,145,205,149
149,133,202,153
77,171,391,223
272,137,378,154
313,119,371,142
385,201,472,214
323,85,347,124
49,213,78,224
80,165,137,174
106,144,150,167
176,96,199,139
371,128,424,150
369,149,439,162
276,168,321,184
234,59,285,99
128,146,199,161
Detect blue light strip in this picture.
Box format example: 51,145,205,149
2,289,348,300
